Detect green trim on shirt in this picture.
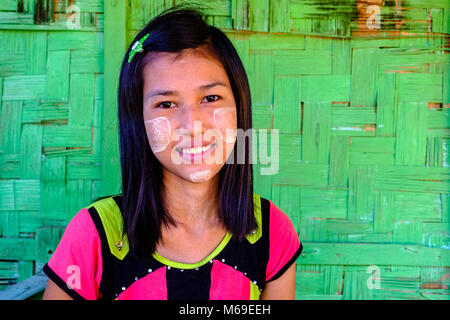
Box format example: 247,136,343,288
86,197,129,260
152,231,233,269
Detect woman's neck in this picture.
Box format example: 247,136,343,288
162,168,221,232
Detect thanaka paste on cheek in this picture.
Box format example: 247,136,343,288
144,116,171,153
213,107,237,144
189,169,212,183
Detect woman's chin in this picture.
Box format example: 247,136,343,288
187,168,214,183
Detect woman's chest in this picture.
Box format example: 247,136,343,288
156,226,228,264
110,235,267,300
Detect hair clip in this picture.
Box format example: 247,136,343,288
128,33,150,63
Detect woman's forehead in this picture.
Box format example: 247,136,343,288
142,48,231,89
142,47,222,71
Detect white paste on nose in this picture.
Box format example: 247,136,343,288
189,169,212,183
144,116,171,153
213,108,237,144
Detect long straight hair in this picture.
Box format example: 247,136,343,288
117,5,255,259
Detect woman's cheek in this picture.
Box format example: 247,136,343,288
213,107,237,144
144,116,172,153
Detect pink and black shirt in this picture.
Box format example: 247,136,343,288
43,194,302,300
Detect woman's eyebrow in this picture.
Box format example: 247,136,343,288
145,81,228,102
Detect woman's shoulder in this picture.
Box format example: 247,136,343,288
43,199,107,300
85,194,123,225
59,206,98,244
250,193,298,248
84,194,128,260
61,194,123,240
86,194,123,213
257,195,302,283
255,194,295,231
57,194,125,254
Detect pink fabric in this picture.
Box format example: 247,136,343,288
265,200,300,282
47,208,103,300
117,267,167,300
209,260,250,300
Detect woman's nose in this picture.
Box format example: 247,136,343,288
179,103,206,134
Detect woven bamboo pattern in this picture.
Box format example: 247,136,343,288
0,0,104,289
0,0,449,299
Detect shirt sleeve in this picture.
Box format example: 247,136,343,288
265,200,303,283
42,208,103,300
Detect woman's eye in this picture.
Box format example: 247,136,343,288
156,96,219,108
157,101,173,109
203,95,220,103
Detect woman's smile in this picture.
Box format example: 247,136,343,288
176,139,216,155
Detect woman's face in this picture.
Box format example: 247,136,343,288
142,48,237,183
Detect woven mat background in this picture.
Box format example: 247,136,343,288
0,0,449,299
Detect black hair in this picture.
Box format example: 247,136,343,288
117,4,255,259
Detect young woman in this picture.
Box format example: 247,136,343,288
42,6,302,300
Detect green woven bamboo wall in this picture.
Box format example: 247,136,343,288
0,0,105,288
1,0,449,300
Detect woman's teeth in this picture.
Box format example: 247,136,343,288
179,142,215,155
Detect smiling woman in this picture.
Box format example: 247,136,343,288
141,49,238,182
41,4,302,301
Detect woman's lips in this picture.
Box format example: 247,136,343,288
176,141,217,162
